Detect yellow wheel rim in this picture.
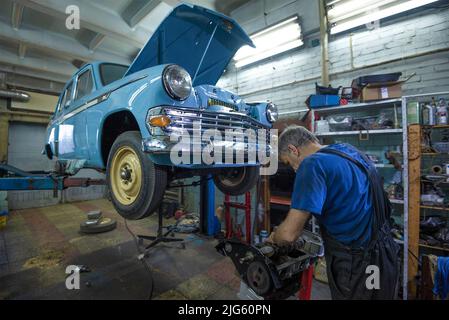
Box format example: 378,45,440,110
110,146,142,205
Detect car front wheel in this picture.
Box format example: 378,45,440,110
213,166,260,196
107,131,167,220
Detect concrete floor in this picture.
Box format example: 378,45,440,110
0,198,331,300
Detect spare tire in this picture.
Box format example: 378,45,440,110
80,218,117,234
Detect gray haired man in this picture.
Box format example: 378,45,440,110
270,125,399,300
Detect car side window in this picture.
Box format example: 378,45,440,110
55,100,62,116
61,82,73,109
75,69,94,100
100,64,128,86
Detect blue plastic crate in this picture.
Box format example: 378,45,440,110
308,95,340,109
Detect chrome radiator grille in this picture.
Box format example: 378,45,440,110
163,107,268,133
207,98,238,111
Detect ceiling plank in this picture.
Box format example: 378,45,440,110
11,2,25,30
0,63,69,83
88,33,106,51
122,0,162,28
161,0,182,7
215,0,251,15
0,46,76,78
15,0,151,48
1,71,65,95
0,19,131,65
18,42,27,59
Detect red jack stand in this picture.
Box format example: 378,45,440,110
224,192,251,244
298,265,314,300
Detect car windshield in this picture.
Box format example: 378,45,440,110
99,63,129,86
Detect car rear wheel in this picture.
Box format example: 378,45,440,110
107,131,167,220
213,166,259,196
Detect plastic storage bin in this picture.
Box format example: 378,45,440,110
308,95,340,109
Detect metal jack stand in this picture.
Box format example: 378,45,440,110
137,206,185,256
224,192,251,244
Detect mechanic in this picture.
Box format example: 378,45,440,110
269,125,400,300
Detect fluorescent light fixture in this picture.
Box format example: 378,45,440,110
234,16,303,68
328,0,439,35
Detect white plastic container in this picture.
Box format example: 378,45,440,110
436,98,448,125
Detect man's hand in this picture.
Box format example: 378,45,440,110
267,232,276,244
272,209,310,244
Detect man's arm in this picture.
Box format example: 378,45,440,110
271,209,311,244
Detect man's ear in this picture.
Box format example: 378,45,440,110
288,144,299,156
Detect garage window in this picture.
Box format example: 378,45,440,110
75,69,94,100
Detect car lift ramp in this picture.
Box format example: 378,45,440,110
0,164,105,193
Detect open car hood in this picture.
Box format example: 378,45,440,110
125,4,254,86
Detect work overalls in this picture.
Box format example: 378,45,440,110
317,148,401,300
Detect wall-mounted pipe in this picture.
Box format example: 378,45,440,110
0,89,30,102
318,0,330,86
349,33,355,70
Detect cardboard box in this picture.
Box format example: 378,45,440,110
361,81,403,102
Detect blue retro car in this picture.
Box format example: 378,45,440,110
44,4,277,220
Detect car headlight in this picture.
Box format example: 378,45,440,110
162,65,192,101
266,103,278,123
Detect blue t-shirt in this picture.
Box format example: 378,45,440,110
291,143,373,247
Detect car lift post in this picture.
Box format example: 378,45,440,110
199,175,217,236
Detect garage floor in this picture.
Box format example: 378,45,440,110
0,199,330,300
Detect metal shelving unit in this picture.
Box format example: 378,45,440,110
390,199,405,205
312,98,402,113
403,91,449,300
311,97,409,299
315,128,402,137
311,92,449,300
401,96,410,301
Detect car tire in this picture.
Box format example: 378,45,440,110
213,166,259,196
106,131,167,220
80,218,117,234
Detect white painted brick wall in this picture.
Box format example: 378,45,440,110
218,1,449,118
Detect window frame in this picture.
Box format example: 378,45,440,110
74,67,95,101
99,63,129,87
60,81,74,110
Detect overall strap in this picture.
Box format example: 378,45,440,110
318,148,369,174
317,148,390,247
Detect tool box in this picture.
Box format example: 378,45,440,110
353,72,402,87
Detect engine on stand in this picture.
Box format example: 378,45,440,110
216,230,323,300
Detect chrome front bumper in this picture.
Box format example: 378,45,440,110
142,106,275,164
142,136,273,156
